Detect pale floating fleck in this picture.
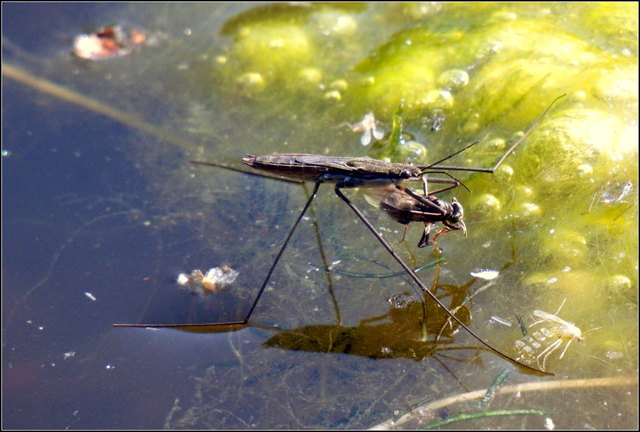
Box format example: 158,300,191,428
520,202,541,217
470,269,499,280
37,326,44,331
1,149,10,157
105,364,115,370
177,266,240,296
84,292,97,301
544,417,556,430
562,266,572,272
328,260,342,270
176,273,190,285
490,315,512,327
605,351,624,360
64,351,76,360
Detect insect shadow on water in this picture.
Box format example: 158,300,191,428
256,258,497,381
114,95,567,376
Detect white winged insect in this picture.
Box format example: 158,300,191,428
342,111,385,146
529,298,583,371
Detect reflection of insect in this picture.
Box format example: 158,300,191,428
115,96,566,376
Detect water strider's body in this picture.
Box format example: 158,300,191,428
242,154,425,188
243,154,468,249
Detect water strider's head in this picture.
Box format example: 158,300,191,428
442,197,467,236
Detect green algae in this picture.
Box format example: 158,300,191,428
7,3,636,429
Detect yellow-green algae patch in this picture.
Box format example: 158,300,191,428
199,2,637,372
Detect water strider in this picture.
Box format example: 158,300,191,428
115,95,566,375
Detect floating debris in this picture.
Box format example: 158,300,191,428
544,417,556,430
84,292,97,301
73,25,155,60
177,265,239,296
489,315,512,327
423,108,445,131
470,269,500,280
600,181,633,205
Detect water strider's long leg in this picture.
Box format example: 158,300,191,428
301,182,342,326
239,181,323,324
423,94,567,174
333,185,551,376
191,160,342,325
114,181,322,329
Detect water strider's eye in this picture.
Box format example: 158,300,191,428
451,198,464,219
400,169,414,179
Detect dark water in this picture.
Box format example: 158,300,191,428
3,3,637,429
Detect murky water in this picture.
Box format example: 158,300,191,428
3,3,637,429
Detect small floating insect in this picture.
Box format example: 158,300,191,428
470,269,500,280
341,111,385,146
519,298,583,371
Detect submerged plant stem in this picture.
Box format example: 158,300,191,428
422,409,546,430
369,375,638,430
3,63,195,152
